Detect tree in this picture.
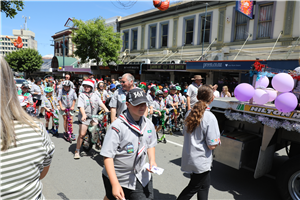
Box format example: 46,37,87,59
1,1,24,19
5,48,43,73
72,17,122,68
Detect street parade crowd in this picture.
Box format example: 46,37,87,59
2,55,250,200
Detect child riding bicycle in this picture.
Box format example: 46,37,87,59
74,79,109,159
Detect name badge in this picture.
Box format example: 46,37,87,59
126,143,134,154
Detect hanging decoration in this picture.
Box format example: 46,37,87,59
65,108,73,136
6,36,23,48
224,110,300,133
153,0,170,11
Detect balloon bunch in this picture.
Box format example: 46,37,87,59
65,108,73,135
234,72,298,113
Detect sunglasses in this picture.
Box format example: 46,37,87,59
121,81,126,83
158,96,163,98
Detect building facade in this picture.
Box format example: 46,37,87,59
0,30,38,56
117,0,299,86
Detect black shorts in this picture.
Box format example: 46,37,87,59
152,116,162,126
102,174,153,200
33,98,42,106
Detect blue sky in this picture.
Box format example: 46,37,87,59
1,1,155,56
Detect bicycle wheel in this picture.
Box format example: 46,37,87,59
82,131,93,152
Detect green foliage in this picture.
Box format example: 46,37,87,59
5,48,43,73
72,17,122,67
1,1,24,19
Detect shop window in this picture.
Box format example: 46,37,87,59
185,19,194,45
150,26,156,48
161,24,168,47
234,11,249,40
132,29,138,50
124,31,129,50
199,15,211,43
257,3,273,38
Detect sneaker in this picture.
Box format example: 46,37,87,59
74,151,80,159
53,129,58,136
51,128,55,134
39,113,44,118
71,134,76,141
46,130,49,134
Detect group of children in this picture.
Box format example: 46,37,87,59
139,83,187,137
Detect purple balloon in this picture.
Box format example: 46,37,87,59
234,83,255,102
253,89,269,105
255,76,269,89
271,73,294,92
264,88,277,102
275,92,298,113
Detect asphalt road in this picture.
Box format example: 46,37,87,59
41,113,284,200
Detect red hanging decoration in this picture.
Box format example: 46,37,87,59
253,61,265,72
153,0,170,11
6,36,23,49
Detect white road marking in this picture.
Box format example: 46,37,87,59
167,140,183,147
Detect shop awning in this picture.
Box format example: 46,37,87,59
186,60,299,72
57,65,91,74
51,56,79,69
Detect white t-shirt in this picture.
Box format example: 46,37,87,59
213,91,220,98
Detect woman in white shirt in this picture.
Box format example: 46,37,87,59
221,85,231,98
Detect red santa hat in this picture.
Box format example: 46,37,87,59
141,82,147,86
82,79,95,89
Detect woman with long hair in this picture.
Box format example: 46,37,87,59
0,57,55,199
177,85,221,200
221,85,231,97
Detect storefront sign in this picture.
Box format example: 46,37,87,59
117,65,141,70
236,104,300,120
236,0,254,19
186,60,299,71
147,64,186,70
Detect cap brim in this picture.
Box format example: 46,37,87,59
129,97,149,106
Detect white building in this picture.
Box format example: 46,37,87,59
117,0,300,84
0,30,38,56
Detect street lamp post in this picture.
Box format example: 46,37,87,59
202,3,208,60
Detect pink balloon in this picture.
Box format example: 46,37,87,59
264,88,278,102
255,76,269,89
275,92,298,113
271,73,294,92
253,89,269,105
234,83,255,102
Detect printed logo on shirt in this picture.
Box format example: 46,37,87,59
126,143,134,154
147,130,152,133
121,94,126,103
112,126,120,133
211,138,220,143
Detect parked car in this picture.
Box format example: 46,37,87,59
14,78,28,89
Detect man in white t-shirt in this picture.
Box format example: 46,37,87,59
213,84,220,98
187,75,203,110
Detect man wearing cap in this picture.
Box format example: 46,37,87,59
187,75,204,110
110,73,135,123
101,88,157,200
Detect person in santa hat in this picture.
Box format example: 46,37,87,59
74,79,109,159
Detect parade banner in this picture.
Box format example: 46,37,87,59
236,104,300,120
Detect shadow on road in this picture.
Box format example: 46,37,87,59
170,157,181,166
210,161,280,200
154,188,177,200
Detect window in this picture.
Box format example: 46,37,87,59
124,32,129,49
150,26,156,48
257,3,273,39
132,30,137,50
161,24,168,47
200,15,211,43
235,12,248,40
185,19,194,45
